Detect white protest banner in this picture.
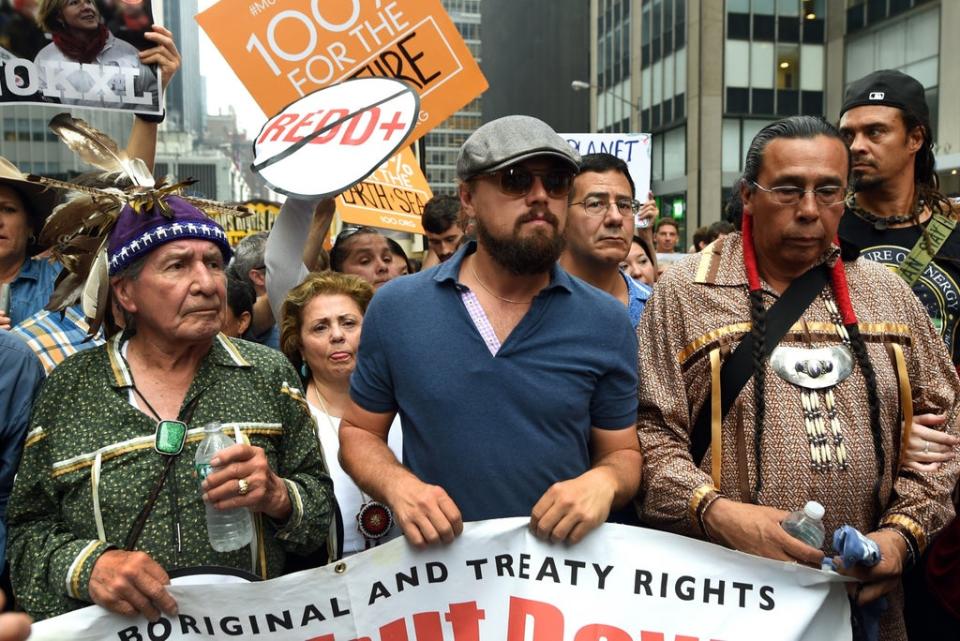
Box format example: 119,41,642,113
31,519,852,641
252,77,419,198
0,0,163,114
563,133,653,200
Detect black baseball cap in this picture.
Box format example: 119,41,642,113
839,69,929,124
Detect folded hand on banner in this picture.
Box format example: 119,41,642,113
383,474,463,547
139,25,181,91
835,529,907,605
703,499,826,566
88,550,177,622
201,444,291,521
529,468,617,544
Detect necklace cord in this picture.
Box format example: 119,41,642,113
470,264,533,304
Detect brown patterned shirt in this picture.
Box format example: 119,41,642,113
636,233,960,640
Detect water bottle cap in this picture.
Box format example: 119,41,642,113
803,501,825,520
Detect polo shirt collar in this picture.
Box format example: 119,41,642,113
433,240,574,293
106,332,250,389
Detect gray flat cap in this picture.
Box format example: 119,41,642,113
456,115,581,180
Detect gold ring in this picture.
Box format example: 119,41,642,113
238,478,250,496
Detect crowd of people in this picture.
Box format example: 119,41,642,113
0,30,957,639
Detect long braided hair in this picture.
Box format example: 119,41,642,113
738,116,886,510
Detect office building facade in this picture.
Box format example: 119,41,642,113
423,0,483,195
481,0,591,132
586,0,959,245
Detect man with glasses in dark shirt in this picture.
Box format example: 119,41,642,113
340,116,643,547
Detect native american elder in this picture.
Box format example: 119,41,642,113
7,196,332,621
635,116,960,641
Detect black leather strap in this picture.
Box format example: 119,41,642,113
690,264,830,465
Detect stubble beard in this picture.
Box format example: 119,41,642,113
851,170,885,193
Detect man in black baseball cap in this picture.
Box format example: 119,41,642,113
837,69,960,638
838,68,960,365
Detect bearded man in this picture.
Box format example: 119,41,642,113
339,115,642,547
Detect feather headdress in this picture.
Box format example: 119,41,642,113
29,113,250,336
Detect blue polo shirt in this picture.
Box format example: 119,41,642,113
350,241,638,521
7,257,61,327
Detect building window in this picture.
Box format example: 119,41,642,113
724,2,825,117
638,0,686,132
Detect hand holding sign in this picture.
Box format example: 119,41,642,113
385,473,463,547
139,26,181,92
637,192,658,230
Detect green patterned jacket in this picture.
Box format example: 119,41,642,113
8,333,333,620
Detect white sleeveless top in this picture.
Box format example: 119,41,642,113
308,404,403,555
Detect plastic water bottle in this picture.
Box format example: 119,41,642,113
195,422,253,552
782,501,826,549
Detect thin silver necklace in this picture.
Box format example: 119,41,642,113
471,264,533,304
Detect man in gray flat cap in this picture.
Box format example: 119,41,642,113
340,115,642,546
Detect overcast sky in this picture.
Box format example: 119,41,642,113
196,0,266,138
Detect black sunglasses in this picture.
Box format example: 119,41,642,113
476,166,575,198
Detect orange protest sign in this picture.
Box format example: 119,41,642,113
196,0,487,142
336,148,430,234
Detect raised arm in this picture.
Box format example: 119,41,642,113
127,26,181,170
264,198,316,323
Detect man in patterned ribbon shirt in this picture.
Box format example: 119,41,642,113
7,196,332,621
635,116,959,641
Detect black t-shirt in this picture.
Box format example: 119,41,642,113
840,210,960,365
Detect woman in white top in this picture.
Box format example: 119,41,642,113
278,271,402,556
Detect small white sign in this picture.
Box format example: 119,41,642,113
562,133,653,200
252,78,420,198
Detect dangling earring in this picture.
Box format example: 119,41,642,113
300,360,309,378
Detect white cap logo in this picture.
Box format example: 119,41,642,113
869,91,885,100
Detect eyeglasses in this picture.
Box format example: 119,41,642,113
334,225,377,247
476,166,575,198
751,181,847,206
571,196,641,216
